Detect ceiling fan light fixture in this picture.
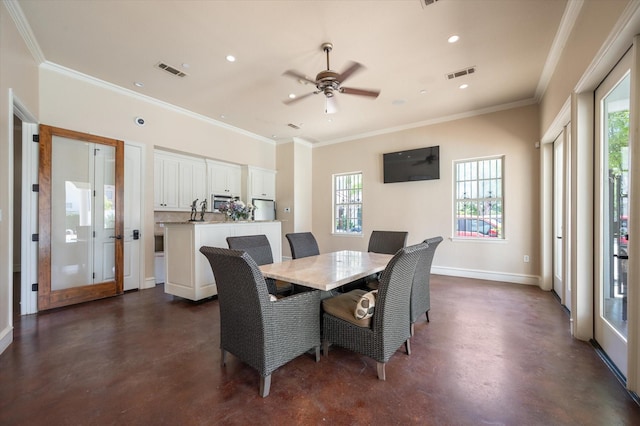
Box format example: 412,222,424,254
448,35,460,43
288,93,296,99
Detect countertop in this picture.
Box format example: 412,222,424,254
158,220,281,225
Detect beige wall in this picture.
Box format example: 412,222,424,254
540,0,631,133
276,142,294,257
312,105,540,284
38,66,276,285
0,1,40,351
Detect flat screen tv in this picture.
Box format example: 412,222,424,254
383,145,440,183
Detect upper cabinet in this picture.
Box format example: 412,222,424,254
245,166,276,201
207,159,241,197
154,150,207,211
179,158,208,211
154,152,181,210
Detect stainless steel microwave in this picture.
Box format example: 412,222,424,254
212,194,233,212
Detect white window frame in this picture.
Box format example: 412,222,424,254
454,156,504,240
332,172,363,235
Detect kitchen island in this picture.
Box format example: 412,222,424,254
162,221,282,300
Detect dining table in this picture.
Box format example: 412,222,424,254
258,250,393,292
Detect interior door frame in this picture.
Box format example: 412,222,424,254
37,125,124,310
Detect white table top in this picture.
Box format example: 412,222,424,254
259,250,393,291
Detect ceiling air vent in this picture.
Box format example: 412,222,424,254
156,62,187,77
287,123,301,130
446,66,476,80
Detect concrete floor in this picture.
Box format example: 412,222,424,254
1,275,640,425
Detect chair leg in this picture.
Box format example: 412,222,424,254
315,346,320,362
410,323,415,337
376,362,386,380
221,349,227,367
405,338,411,355
260,374,271,398
426,310,430,322
322,339,330,356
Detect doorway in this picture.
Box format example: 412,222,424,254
594,50,631,376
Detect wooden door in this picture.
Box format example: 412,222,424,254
38,125,124,310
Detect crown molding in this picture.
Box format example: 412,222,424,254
535,0,584,102
41,62,275,145
3,0,45,64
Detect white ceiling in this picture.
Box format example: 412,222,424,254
17,0,569,144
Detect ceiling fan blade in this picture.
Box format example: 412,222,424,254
340,87,380,98
325,96,337,114
282,70,317,85
339,61,364,83
283,91,317,105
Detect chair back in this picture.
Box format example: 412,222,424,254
367,230,408,255
285,232,320,259
199,246,273,366
410,236,443,323
373,242,427,353
226,234,274,266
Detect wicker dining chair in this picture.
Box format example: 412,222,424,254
226,234,293,296
360,230,408,291
285,232,320,259
322,242,427,380
367,230,408,255
199,246,321,397
410,236,443,335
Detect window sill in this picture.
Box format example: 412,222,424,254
449,236,507,243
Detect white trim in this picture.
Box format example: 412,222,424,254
540,97,571,144
575,0,640,93
40,62,276,146
432,266,540,286
124,140,146,292
142,277,156,290
314,98,537,148
535,0,584,101
0,325,12,355
3,0,46,64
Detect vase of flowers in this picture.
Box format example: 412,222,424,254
218,199,254,221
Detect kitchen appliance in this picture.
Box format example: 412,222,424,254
212,194,233,212
252,198,276,221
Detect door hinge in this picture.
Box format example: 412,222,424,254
32,184,39,192
31,283,38,291
93,231,96,238
32,134,39,143
31,234,39,241
92,273,95,279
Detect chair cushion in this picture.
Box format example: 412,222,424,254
322,289,373,328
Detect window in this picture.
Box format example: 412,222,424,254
454,156,503,239
333,172,362,234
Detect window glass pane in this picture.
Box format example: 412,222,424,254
333,172,363,234
454,156,504,239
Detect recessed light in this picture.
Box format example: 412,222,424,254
134,81,144,87
220,114,226,119
288,93,296,99
459,83,469,89
419,89,427,95
226,55,236,62
181,63,190,69
448,35,460,43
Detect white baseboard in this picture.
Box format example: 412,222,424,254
431,266,541,286
142,277,156,290
0,325,13,356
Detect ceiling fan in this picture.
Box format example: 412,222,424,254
282,42,380,114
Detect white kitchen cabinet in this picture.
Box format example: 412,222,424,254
154,152,180,210
207,159,241,198
163,221,282,300
246,166,276,200
179,158,208,211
